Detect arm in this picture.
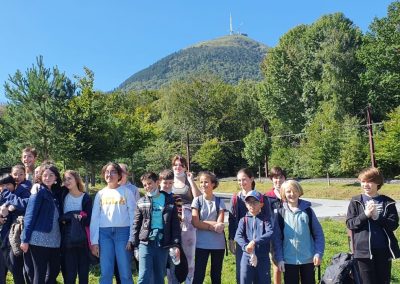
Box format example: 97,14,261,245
2,189,30,211
228,196,237,240
186,172,201,198
377,202,399,232
254,219,273,245
131,201,143,248
310,208,325,259
125,189,136,242
21,191,43,243
191,208,218,231
89,193,101,245
346,199,369,230
171,203,181,245
81,193,93,227
270,218,283,263
234,218,248,251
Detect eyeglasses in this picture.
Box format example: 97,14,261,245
105,170,118,176
246,200,260,206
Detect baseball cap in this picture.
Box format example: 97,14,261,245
245,190,261,202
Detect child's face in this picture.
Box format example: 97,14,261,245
199,175,215,195
0,183,15,192
284,187,300,204
42,169,57,189
245,197,263,216
11,169,25,185
172,160,186,176
104,165,120,186
63,173,77,191
272,175,286,190
22,151,36,168
360,179,378,197
160,179,173,192
142,178,159,193
237,172,253,191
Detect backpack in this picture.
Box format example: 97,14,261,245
231,192,265,219
9,216,24,256
321,252,361,284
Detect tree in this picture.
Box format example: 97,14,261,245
357,2,400,121
3,56,75,160
242,128,270,177
193,138,225,173
375,106,400,176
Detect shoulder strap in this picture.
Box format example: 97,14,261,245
305,207,315,240
197,195,204,221
232,193,238,218
277,207,285,239
215,196,220,214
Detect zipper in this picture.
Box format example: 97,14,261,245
355,199,373,259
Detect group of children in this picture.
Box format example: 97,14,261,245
0,147,398,284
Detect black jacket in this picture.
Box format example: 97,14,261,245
132,191,181,248
346,194,400,259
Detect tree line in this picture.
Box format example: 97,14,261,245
0,3,399,181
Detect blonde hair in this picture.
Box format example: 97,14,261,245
64,170,85,192
280,180,304,201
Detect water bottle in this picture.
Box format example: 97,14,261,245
169,247,180,265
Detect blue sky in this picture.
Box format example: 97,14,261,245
0,0,395,102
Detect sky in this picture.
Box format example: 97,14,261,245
0,0,395,103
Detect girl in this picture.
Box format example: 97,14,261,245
89,162,135,284
171,155,201,283
228,168,272,283
60,170,92,284
20,164,63,284
191,171,226,284
279,180,325,284
346,167,400,284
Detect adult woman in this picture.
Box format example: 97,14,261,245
20,164,63,284
60,170,92,284
171,155,201,283
90,162,135,284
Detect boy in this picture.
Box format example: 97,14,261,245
21,147,37,182
265,166,286,284
235,191,281,284
347,167,400,284
132,172,181,284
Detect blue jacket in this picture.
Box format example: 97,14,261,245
21,184,62,243
281,199,325,264
234,211,274,258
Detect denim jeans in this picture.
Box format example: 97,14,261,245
99,227,133,284
137,241,168,284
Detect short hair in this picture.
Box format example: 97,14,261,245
119,163,129,174
141,172,158,183
22,147,38,158
198,171,219,189
11,164,25,173
269,166,287,179
280,180,304,200
0,174,16,187
171,155,188,168
101,162,123,182
159,169,174,180
358,167,384,190
64,170,85,192
237,168,256,190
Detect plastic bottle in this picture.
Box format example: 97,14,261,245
169,247,180,265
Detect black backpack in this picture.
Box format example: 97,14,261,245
321,252,360,284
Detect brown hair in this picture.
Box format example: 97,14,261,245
141,172,158,183
358,167,384,190
171,155,188,169
64,170,85,192
269,166,287,179
22,147,38,158
101,162,123,182
280,180,304,201
159,169,174,180
237,168,256,190
198,171,219,189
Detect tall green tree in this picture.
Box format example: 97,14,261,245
242,127,270,177
193,138,225,172
3,56,75,160
357,1,400,121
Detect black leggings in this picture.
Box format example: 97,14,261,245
29,245,60,284
193,248,225,284
284,263,315,284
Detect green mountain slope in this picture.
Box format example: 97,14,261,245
118,35,269,91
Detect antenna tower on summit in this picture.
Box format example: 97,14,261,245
229,13,248,37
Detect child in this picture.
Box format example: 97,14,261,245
132,172,181,284
60,170,92,284
265,166,286,284
234,190,276,284
89,162,135,284
11,164,32,195
346,167,400,284
279,180,324,284
21,147,37,182
228,168,273,283
191,171,226,284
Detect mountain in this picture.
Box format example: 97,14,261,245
118,35,269,91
